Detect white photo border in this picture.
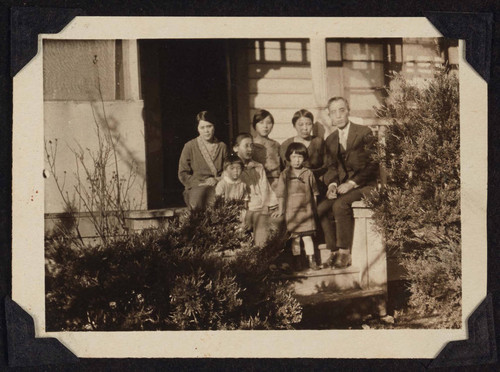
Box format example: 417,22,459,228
12,17,487,358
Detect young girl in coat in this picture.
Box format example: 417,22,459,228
273,142,320,271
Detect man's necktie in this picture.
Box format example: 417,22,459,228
339,129,347,150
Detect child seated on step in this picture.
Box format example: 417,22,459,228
233,133,283,247
272,142,320,271
215,154,249,205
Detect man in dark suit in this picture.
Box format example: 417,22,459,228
319,96,379,268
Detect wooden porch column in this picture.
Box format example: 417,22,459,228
309,37,331,137
309,37,328,108
121,40,141,100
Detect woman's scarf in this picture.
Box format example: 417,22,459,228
197,136,219,178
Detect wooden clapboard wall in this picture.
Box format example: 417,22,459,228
235,39,314,144
235,38,459,143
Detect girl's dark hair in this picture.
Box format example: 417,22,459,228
252,109,274,129
233,132,253,148
224,154,244,169
196,110,217,125
291,109,314,126
285,142,309,162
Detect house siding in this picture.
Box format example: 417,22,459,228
43,37,458,214
240,38,459,143
241,40,316,144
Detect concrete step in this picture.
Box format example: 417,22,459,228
295,287,386,306
285,266,363,296
126,208,175,230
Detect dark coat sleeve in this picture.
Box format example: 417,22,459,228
350,126,378,187
322,133,340,186
219,143,228,176
279,138,293,167
178,141,195,188
307,137,326,180
310,170,319,196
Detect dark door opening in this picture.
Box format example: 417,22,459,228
140,39,232,208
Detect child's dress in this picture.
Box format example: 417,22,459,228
279,136,326,181
215,174,249,201
275,167,319,237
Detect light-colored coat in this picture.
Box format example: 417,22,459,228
240,160,278,212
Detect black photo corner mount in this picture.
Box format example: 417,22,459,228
424,11,492,82
10,6,84,77
8,7,84,367
429,293,497,368
422,11,496,368
4,297,78,367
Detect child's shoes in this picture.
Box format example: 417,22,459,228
307,255,321,271
293,255,302,272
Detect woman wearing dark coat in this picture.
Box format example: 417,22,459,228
279,109,326,182
178,111,228,210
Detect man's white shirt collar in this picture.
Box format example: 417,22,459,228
338,121,351,134
338,121,351,148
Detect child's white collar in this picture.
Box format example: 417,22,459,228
223,173,242,185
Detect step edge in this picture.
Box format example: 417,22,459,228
277,266,361,279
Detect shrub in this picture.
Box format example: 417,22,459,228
402,243,461,328
45,197,302,331
365,68,461,328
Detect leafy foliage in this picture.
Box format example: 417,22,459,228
365,68,461,328
46,197,302,331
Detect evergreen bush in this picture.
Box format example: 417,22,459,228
365,68,461,328
45,197,301,331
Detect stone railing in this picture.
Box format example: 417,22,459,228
44,208,185,244
293,201,388,317
351,201,387,291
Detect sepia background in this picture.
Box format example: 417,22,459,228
41,35,462,334
43,37,459,214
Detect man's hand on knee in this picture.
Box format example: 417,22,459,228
337,182,355,194
326,184,338,199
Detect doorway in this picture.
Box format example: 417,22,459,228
139,39,233,208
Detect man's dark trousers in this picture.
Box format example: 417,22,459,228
317,185,374,250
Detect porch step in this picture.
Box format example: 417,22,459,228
125,208,176,230
286,266,362,296
295,287,386,306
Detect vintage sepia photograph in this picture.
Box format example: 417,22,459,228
11,17,487,358
43,36,460,331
